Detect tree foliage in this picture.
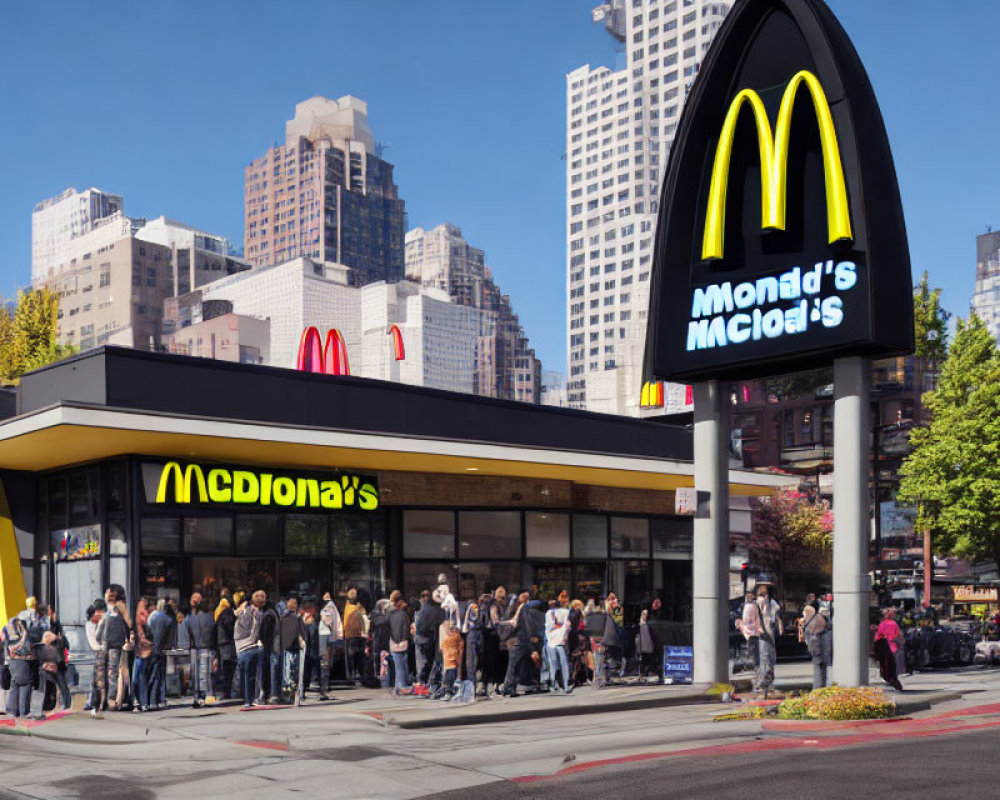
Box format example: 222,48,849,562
897,315,1000,563
0,288,69,385
751,488,833,591
912,271,950,364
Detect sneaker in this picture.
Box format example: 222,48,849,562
268,696,280,706
83,704,93,712
133,706,142,713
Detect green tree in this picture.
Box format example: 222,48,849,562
897,315,1000,563
751,488,833,597
0,287,69,385
912,271,950,365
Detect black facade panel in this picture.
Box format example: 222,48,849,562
20,348,692,462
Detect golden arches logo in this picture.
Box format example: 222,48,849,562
156,462,208,504
702,70,853,262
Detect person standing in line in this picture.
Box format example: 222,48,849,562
214,595,237,700
388,596,412,696
3,616,35,718
83,601,106,712
234,591,265,708
184,592,214,707
438,620,464,700
147,598,174,710
45,609,73,711
544,591,572,693
258,599,282,704
35,631,65,719
131,597,153,712
800,605,830,689
94,585,131,716
369,599,393,689
412,590,432,693
499,592,532,697
737,591,763,694
278,596,307,703
342,588,367,685
318,592,342,701
754,585,783,699
462,595,486,693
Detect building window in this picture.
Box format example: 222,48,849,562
457,511,521,559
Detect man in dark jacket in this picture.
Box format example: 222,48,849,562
147,598,176,710
279,597,307,702
258,600,282,704
184,593,215,707
500,592,534,697
215,598,237,700
415,591,444,690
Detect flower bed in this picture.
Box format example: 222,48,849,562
776,686,895,721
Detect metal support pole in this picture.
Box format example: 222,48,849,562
832,357,871,686
693,380,729,685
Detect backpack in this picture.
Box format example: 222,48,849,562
100,612,129,650
5,619,32,659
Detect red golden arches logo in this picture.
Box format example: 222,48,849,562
387,324,405,361
323,329,350,376
295,327,351,376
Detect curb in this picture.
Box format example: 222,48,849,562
761,717,913,732
381,689,715,729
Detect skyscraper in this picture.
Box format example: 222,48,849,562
244,96,406,285
565,0,732,414
972,229,1000,341
405,223,542,403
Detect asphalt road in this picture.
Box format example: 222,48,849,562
426,727,1000,800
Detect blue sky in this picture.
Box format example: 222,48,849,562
0,2,994,371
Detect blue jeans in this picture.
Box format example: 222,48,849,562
545,645,570,691
259,651,282,700
147,654,167,706
132,656,150,709
282,651,301,698
391,651,410,692
189,648,212,700
237,648,261,706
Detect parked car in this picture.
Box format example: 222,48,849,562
904,623,976,671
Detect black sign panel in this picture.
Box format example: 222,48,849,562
644,0,913,383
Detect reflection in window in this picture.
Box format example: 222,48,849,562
52,525,101,560
141,518,180,553
286,516,328,557
651,518,693,559
403,562,457,606
68,470,99,526
237,515,281,555
458,511,521,559
183,517,233,554
403,511,455,559
331,517,370,558
573,515,607,558
140,558,180,602
610,517,649,557
525,513,570,559
456,562,521,600
109,520,127,556
574,562,605,602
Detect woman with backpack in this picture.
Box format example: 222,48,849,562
3,616,36,718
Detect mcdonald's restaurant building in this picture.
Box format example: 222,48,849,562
0,347,784,655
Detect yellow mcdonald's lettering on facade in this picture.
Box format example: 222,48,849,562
152,463,378,510
208,469,232,503
702,70,852,261
156,462,208,504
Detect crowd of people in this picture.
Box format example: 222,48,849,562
1,576,656,718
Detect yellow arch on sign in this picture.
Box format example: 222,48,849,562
702,70,853,261
0,479,27,626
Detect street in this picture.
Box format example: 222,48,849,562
1,665,999,799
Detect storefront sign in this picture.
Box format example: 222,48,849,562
674,487,698,516
643,0,913,383
142,461,379,511
662,646,694,685
952,585,998,604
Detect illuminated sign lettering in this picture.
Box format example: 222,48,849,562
148,462,379,511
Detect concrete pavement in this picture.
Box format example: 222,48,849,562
0,663,997,799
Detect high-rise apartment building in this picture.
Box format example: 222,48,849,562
32,187,125,283
972,230,1000,341
244,96,406,285
136,217,251,297
405,223,542,403
565,0,732,414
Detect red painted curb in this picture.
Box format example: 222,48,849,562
234,739,289,751
761,717,910,732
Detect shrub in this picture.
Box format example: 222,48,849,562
776,686,894,721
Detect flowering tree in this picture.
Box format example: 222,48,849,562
751,488,833,597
